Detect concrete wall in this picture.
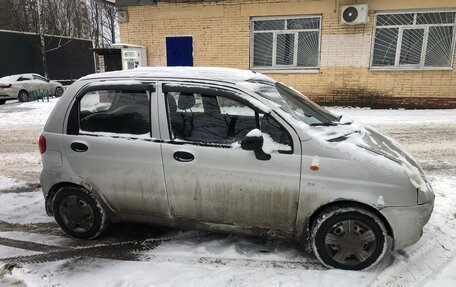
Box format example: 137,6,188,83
119,0,456,108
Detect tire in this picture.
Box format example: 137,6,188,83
54,87,64,98
311,206,388,270
0,99,5,105
17,90,29,102
52,186,108,239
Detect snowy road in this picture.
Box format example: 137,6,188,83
0,99,455,286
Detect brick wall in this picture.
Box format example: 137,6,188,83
119,0,456,108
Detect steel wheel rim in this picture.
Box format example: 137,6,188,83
56,88,63,97
324,219,377,265
59,195,94,233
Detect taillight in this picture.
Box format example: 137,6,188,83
39,135,46,154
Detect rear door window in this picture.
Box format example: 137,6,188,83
79,89,151,137
33,75,48,82
18,76,32,81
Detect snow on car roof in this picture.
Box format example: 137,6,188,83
0,74,31,81
80,67,275,84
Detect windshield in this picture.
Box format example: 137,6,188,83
245,80,338,125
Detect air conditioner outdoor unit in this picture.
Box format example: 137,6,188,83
341,4,369,25
118,10,129,23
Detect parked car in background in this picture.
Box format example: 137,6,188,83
0,73,64,104
39,67,434,270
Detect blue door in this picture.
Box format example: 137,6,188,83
166,36,193,66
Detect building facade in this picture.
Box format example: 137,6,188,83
117,0,456,108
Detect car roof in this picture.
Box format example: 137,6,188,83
4,73,40,78
80,67,275,85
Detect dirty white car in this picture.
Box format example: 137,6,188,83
39,67,434,270
0,73,64,104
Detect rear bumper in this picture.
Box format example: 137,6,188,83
381,198,434,250
40,169,56,216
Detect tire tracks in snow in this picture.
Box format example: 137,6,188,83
0,232,323,270
0,231,214,264
142,254,322,270
368,240,455,287
0,221,63,236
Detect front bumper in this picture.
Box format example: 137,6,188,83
380,198,434,250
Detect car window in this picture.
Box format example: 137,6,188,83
166,91,257,144
259,114,292,147
165,89,292,151
17,76,32,81
167,92,204,112
219,97,255,117
79,89,151,136
33,75,48,82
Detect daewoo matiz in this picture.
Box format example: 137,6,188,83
39,67,434,270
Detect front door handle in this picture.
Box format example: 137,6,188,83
71,142,88,152
173,151,194,162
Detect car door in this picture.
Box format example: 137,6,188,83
158,82,302,235
33,74,51,95
62,82,171,218
17,74,34,91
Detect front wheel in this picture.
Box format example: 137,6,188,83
52,186,108,239
311,206,388,270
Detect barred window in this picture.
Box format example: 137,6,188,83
251,16,321,70
372,11,456,69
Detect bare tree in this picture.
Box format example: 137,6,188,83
0,0,117,76
86,0,117,48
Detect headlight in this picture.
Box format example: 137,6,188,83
418,186,434,204
402,162,434,204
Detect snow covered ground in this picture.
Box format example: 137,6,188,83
0,99,455,286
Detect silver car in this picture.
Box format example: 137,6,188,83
39,67,434,270
0,73,64,104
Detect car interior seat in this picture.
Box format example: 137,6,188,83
177,93,196,138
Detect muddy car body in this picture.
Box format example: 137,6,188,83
39,67,434,270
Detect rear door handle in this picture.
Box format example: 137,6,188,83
173,151,194,162
71,142,88,152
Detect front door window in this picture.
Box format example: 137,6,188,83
164,88,292,151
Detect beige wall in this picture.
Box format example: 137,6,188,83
119,0,456,104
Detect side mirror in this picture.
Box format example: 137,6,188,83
241,129,271,161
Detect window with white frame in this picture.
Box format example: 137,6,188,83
371,11,456,69
251,16,321,70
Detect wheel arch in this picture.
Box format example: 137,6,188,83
307,200,394,243
45,181,113,218
50,182,109,239
17,89,29,98
45,182,82,216
55,86,64,96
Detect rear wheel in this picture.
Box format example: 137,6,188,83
0,99,5,105
54,87,63,97
311,206,388,270
17,90,29,102
52,186,108,239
